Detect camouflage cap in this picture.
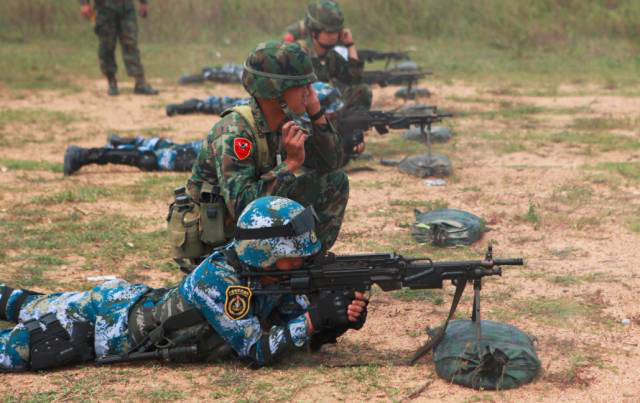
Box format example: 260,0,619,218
242,40,317,99
305,0,344,33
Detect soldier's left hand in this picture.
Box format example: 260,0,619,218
347,291,368,324
340,28,354,46
139,4,148,18
353,142,365,154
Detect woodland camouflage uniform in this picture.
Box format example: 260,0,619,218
187,41,349,252
81,0,156,94
285,1,372,111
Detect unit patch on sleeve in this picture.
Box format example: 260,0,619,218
224,285,252,320
233,138,252,160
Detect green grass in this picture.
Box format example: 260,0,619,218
0,158,62,173
0,108,79,146
32,186,113,205
391,288,444,305
389,198,448,211
570,116,639,131
585,162,640,181
492,296,598,326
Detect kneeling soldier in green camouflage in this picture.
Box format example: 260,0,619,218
168,41,349,269
80,0,158,95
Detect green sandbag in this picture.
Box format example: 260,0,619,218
411,208,485,246
431,320,541,390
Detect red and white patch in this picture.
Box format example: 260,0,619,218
233,138,252,160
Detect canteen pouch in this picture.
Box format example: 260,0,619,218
198,183,226,246
167,194,207,260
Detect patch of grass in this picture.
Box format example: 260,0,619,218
141,388,186,401
0,158,62,173
570,116,638,131
0,108,79,146
391,288,444,305
32,186,113,205
517,201,540,228
551,184,593,205
389,198,448,211
493,296,601,327
587,162,640,181
366,136,424,158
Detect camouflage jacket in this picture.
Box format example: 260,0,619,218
188,98,343,220
295,32,365,87
80,0,147,8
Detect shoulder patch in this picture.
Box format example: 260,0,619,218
233,138,252,160
224,285,252,320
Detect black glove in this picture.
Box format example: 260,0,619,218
307,290,353,331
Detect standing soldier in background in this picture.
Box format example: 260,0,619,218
80,0,158,96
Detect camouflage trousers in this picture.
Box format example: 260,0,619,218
338,83,373,112
0,280,147,371
276,170,349,251
94,4,144,78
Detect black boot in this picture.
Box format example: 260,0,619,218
106,132,137,147
134,76,158,95
107,75,119,96
98,149,158,171
166,98,201,116
64,146,93,175
64,147,157,174
0,285,43,322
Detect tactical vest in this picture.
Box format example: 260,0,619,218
127,288,232,362
220,105,272,175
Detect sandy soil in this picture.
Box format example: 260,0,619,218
0,77,639,402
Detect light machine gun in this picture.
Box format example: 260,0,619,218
240,245,523,363
358,48,411,68
334,105,452,161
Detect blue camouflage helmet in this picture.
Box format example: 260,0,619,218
234,196,322,269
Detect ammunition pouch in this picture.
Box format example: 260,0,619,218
127,289,232,363
167,185,230,264
24,313,94,371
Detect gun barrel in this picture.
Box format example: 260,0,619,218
494,258,524,266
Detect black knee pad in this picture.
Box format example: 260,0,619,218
25,313,94,371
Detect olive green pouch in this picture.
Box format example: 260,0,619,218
167,196,206,260
199,183,226,246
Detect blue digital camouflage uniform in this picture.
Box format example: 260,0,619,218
0,253,310,371
168,81,342,117
110,136,203,171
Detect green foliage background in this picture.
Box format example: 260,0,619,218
1,0,639,84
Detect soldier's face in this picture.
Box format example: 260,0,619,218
315,31,340,47
275,257,304,271
282,84,310,114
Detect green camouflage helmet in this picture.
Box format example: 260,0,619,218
242,40,317,99
305,0,344,33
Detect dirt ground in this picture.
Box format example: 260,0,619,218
0,76,639,402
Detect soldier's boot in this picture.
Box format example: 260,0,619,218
64,146,157,175
106,132,137,147
165,98,201,116
133,76,159,95
0,285,43,323
107,75,119,96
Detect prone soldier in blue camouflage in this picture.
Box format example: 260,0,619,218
80,0,158,96
0,196,368,371
284,1,373,113
165,81,342,117
63,133,202,175
178,41,349,264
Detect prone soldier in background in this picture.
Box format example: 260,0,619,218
168,41,349,271
63,133,202,175
80,0,158,96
